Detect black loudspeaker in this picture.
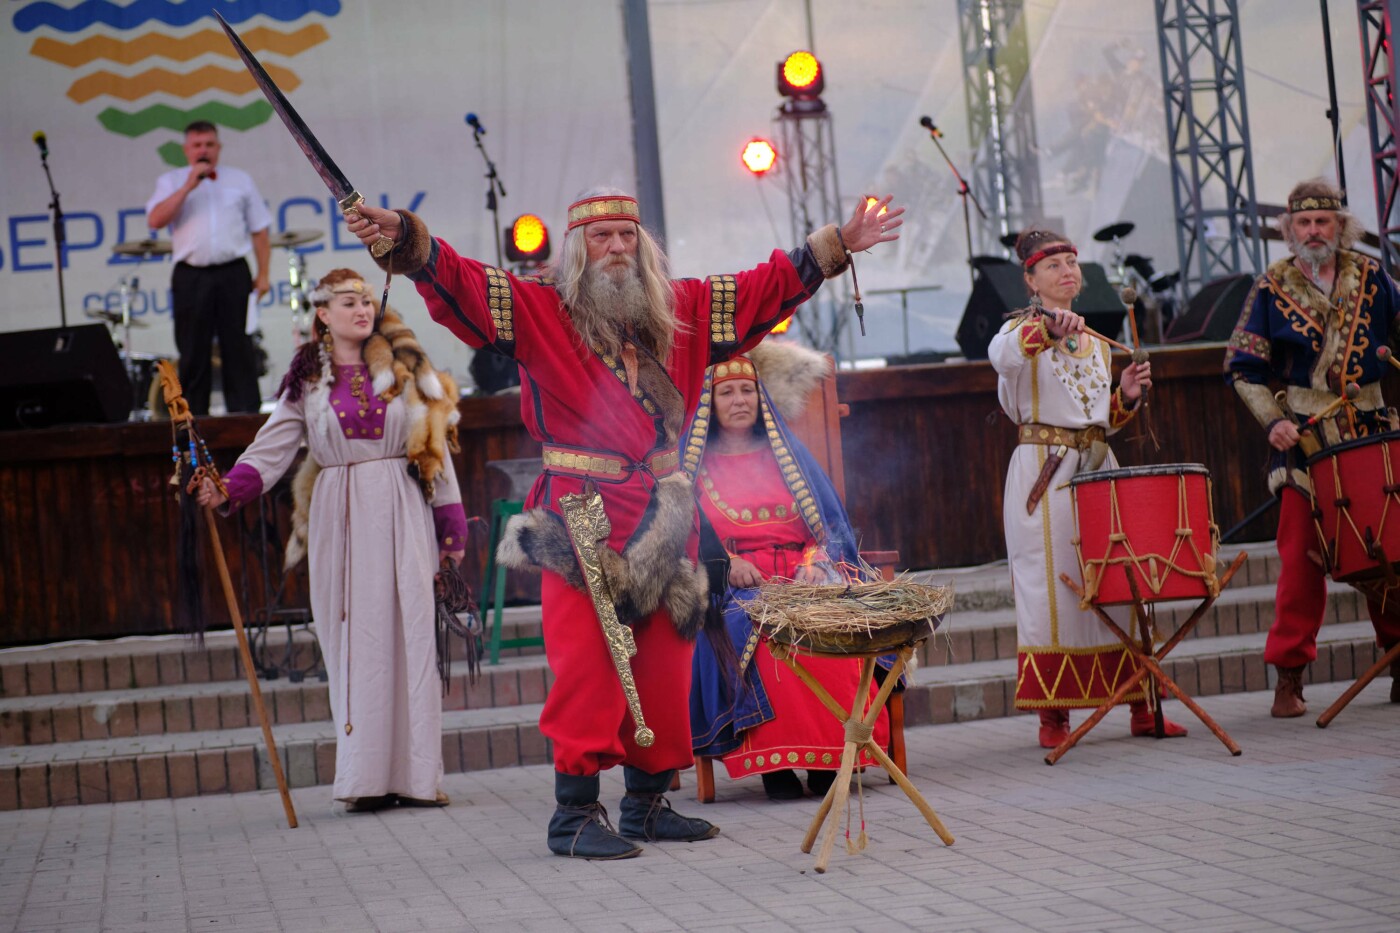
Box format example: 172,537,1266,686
1163,273,1255,343
0,325,132,430
956,261,1127,360
469,346,522,394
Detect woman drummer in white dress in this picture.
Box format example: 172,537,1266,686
197,268,468,810
988,228,1187,749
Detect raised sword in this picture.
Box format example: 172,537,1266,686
212,11,393,259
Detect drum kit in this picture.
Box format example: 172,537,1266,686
1091,220,1179,343
90,229,325,419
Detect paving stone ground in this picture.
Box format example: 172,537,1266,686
2,681,1397,933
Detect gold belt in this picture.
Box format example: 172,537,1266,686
1017,423,1105,451
542,444,680,481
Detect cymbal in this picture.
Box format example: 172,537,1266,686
86,308,149,328
1092,221,1134,242
998,232,1020,249
269,229,323,249
112,238,172,257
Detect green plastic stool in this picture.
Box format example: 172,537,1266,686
482,459,545,664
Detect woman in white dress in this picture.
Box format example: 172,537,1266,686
988,229,1186,749
197,268,467,810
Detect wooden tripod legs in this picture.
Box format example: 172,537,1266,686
770,644,953,873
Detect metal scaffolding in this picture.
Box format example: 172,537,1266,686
1154,0,1262,303
958,0,1042,253
774,103,848,353
1359,0,1400,272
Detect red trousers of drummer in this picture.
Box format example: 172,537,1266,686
1267,487,1400,667
538,571,696,777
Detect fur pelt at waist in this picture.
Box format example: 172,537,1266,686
496,473,709,640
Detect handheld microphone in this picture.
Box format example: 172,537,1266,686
919,116,942,138
465,112,485,135
33,131,48,158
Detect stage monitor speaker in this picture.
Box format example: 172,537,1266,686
956,261,1126,359
1163,273,1255,343
469,345,522,395
0,324,132,430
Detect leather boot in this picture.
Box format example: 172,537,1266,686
1128,699,1187,737
1271,665,1307,718
547,772,642,860
618,767,720,842
1038,709,1070,749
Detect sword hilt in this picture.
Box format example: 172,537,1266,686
340,192,394,259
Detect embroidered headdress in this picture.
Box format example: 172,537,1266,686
566,194,641,230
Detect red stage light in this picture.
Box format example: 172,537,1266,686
742,138,778,175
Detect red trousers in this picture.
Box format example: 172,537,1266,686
1267,488,1400,667
538,571,696,776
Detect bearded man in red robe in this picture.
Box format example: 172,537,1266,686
347,190,901,859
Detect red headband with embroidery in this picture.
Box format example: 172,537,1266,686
1023,242,1077,271
567,195,641,231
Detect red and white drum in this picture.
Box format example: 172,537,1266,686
1306,433,1400,583
1070,463,1220,606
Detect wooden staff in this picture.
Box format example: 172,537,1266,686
157,361,298,829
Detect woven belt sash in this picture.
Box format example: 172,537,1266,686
1017,423,1105,451
541,444,680,482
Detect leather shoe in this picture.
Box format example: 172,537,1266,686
1129,700,1187,737
1038,709,1070,749
761,769,804,800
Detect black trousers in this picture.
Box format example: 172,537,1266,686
171,258,260,415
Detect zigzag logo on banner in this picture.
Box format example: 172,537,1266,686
14,0,342,166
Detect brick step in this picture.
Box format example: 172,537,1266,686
0,703,548,810
0,652,552,746
904,620,1390,727
909,542,1277,614
3,619,1387,811
0,605,546,699
918,577,1366,667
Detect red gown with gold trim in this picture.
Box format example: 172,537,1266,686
698,445,888,778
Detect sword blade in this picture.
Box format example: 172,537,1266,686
212,11,356,206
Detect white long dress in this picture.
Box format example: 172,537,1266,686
988,314,1144,709
226,371,462,800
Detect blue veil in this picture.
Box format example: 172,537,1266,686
686,365,867,757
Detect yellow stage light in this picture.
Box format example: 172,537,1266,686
506,214,550,263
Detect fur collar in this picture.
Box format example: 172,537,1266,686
1265,249,1367,325
747,340,831,421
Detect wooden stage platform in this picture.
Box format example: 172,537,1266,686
0,344,1291,645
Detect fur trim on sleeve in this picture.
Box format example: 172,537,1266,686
372,209,434,275
807,223,849,278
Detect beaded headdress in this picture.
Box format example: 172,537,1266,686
567,195,641,231
710,356,757,388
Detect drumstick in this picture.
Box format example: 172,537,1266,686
1121,286,1149,364
1377,345,1400,373
1305,382,1361,427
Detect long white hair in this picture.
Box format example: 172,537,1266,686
550,187,681,361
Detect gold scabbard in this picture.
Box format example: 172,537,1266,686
557,490,655,748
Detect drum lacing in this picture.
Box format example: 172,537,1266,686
1077,473,1220,608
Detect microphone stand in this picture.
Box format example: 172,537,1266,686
37,146,69,326
469,125,506,269
923,127,987,290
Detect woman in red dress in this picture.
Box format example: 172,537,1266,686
687,346,888,800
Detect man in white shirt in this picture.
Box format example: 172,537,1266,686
146,121,272,414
